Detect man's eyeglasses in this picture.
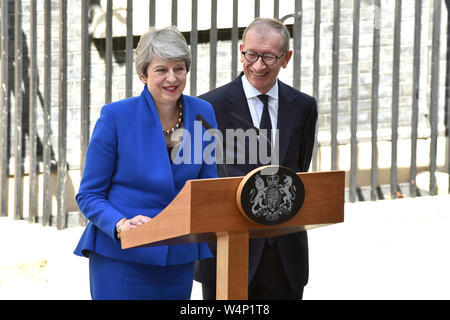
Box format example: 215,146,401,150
241,51,285,66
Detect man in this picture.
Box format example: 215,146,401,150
194,18,318,300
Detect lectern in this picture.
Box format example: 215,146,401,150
121,168,344,300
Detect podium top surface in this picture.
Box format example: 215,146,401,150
121,170,344,249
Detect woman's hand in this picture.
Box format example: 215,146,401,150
116,215,152,238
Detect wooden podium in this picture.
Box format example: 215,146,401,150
121,170,344,300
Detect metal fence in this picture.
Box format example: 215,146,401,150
0,0,449,229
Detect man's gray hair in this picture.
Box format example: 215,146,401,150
242,18,291,54
135,26,191,77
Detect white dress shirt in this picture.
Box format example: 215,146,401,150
241,75,278,144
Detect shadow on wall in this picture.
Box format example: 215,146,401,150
6,168,79,225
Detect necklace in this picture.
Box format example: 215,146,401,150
162,107,183,136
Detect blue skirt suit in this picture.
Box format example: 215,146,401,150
74,86,218,300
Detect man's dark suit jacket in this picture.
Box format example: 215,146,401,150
194,73,318,291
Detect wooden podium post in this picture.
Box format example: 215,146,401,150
121,170,345,300
216,231,249,299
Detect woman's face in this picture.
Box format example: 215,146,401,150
140,56,187,107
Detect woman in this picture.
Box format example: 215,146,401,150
74,26,218,300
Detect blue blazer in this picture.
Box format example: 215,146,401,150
74,86,217,266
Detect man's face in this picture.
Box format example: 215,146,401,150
240,28,292,94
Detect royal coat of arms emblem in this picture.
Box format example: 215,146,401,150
237,166,305,225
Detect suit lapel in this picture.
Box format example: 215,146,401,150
226,74,253,128
224,75,296,169
141,86,177,194
276,80,296,166
225,74,258,172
